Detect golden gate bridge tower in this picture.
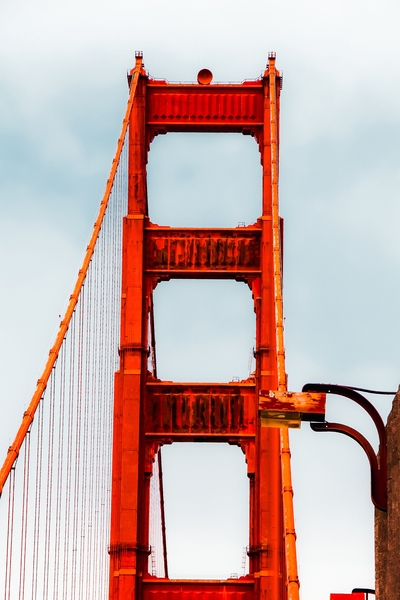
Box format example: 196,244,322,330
0,53,328,600
109,51,297,600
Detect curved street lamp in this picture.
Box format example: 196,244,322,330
302,383,387,511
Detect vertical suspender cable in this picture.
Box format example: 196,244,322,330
4,467,16,600
149,293,169,578
62,312,76,600
53,342,66,600
78,271,91,599
157,451,168,579
31,399,44,600
18,431,31,600
149,294,157,378
0,59,134,600
0,54,135,600
71,289,85,597
43,371,56,600
101,194,110,595
85,266,95,599
268,52,300,600
93,227,102,600
0,64,142,496
87,263,97,600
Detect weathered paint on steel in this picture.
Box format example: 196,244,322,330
145,225,261,278
259,390,326,422
145,382,256,438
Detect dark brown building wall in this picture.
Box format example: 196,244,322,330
375,388,400,600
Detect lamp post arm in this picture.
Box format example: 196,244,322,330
303,383,386,460
311,421,386,511
304,383,387,511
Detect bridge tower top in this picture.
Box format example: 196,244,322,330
127,50,281,157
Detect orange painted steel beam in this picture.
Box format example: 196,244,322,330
146,80,265,137
259,390,326,427
280,429,300,599
109,53,150,600
268,52,299,600
249,53,287,600
269,53,285,394
145,223,261,280
0,54,142,498
267,52,299,600
145,380,256,440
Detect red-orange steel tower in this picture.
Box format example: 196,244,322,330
109,53,300,600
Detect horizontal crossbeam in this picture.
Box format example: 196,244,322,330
145,224,261,280
146,81,264,136
145,381,256,441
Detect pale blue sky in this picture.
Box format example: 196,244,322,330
1,0,400,597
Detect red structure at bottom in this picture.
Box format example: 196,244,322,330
142,577,254,599
331,593,372,600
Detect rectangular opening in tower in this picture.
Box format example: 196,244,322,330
153,280,256,383
147,133,262,228
150,443,249,580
